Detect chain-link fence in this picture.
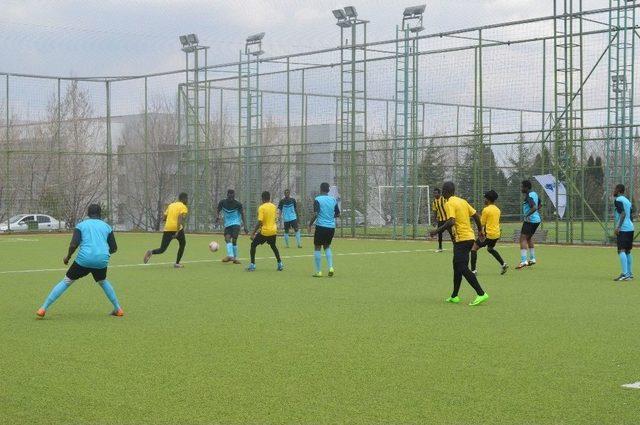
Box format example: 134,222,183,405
1,3,639,244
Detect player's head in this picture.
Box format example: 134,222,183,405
284,189,290,198
227,189,235,200
441,181,455,199
178,192,188,204
614,183,625,197
87,204,101,218
484,190,498,205
262,191,270,202
434,188,441,199
521,180,532,194
320,182,330,194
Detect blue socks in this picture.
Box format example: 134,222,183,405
520,249,527,264
284,233,290,247
619,252,629,276
233,245,238,259
325,248,334,269
627,253,633,276
42,279,71,310
529,248,536,261
226,242,234,258
295,230,302,247
99,280,121,310
314,251,322,273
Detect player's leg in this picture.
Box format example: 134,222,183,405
92,268,123,316
517,224,530,269
293,221,302,248
145,232,172,263
487,239,508,274
456,241,488,305
37,263,87,318
267,236,283,271
436,221,444,251
248,234,260,271
323,228,335,276
615,247,629,281
312,228,323,277
231,226,241,263
470,241,481,273
283,221,291,248
527,232,536,265
175,229,186,268
447,245,463,303
627,243,633,279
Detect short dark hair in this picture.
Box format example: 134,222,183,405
227,189,235,196
262,191,270,201
442,181,455,196
616,183,626,194
320,182,330,193
434,188,441,194
522,180,532,190
484,190,498,203
178,192,188,202
87,204,101,218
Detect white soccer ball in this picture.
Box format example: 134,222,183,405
209,241,219,252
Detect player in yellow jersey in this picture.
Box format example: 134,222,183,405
470,190,508,275
430,182,489,306
431,188,453,252
144,192,189,268
247,191,283,272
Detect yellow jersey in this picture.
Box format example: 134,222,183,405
432,196,447,222
481,204,501,239
257,202,278,237
164,201,188,232
444,196,477,242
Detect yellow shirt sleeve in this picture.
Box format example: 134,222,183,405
445,201,455,220
481,210,487,226
258,205,264,222
181,204,188,215
467,201,476,217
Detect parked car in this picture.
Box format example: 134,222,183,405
0,214,66,232
340,209,366,226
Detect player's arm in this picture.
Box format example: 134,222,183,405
308,200,320,232
431,202,438,227
430,217,454,237
174,213,186,238
215,202,222,224
334,203,340,218
64,229,81,265
251,220,262,240
615,201,625,235
472,212,484,239
524,197,537,220
107,231,118,254
240,207,249,234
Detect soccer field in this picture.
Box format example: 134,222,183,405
1,233,638,425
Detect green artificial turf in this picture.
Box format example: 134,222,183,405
0,233,638,424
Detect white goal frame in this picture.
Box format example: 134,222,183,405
377,185,431,227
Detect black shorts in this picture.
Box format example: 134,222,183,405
453,240,474,266
476,238,499,249
66,261,107,282
314,226,335,246
521,222,540,237
224,225,241,239
252,233,277,246
284,220,299,232
617,231,634,251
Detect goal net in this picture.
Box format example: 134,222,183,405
376,185,431,228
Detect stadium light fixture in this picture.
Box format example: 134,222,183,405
344,6,357,18
179,33,201,52
187,33,199,45
179,35,189,47
332,9,347,20
245,32,265,56
402,4,426,33
333,8,352,27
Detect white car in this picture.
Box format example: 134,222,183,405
0,214,66,232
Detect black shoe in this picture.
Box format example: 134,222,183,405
613,274,629,282
501,264,509,275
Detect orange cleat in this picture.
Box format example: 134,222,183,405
110,308,124,317
221,256,232,263
36,308,46,319
232,259,242,264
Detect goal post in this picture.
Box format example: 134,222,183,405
376,185,431,233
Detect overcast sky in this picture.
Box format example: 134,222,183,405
0,0,610,78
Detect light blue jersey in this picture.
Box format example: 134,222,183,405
615,195,634,232
278,198,298,222
314,194,339,228
523,191,541,224
75,219,113,269
217,199,243,227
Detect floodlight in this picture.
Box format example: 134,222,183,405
403,5,426,17
179,35,189,46
246,32,265,43
344,6,357,18
187,33,198,45
333,9,347,20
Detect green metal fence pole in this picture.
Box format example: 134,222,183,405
57,78,62,230
286,57,291,190
350,22,357,238
144,76,149,230
542,39,546,175
106,81,113,224
363,21,369,237
5,75,9,228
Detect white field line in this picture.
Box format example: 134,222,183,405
0,249,433,275
621,381,640,389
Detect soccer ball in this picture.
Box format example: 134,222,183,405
208,241,219,252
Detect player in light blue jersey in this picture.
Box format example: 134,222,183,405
36,204,123,319
216,189,248,264
278,189,301,248
308,182,340,277
613,184,635,281
516,180,542,269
